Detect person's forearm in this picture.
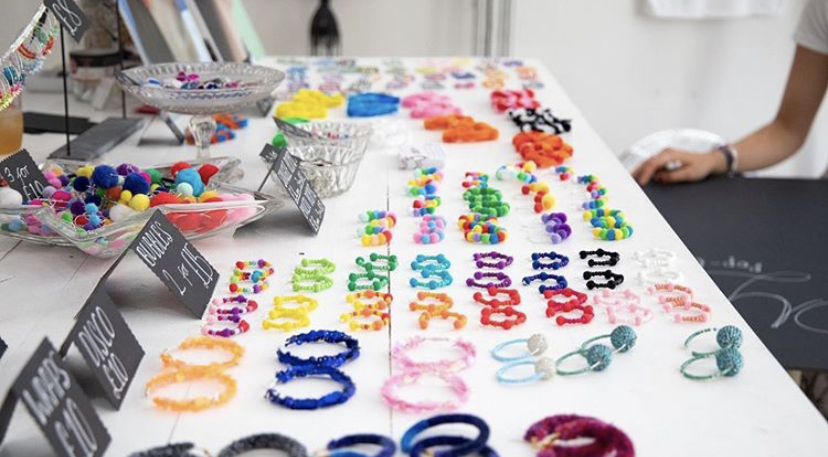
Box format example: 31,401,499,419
731,119,806,172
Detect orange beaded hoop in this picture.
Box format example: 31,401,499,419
159,336,244,371
146,367,237,412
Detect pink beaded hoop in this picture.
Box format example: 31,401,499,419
381,371,469,413
391,336,476,373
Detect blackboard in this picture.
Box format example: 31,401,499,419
0,338,110,456
259,144,325,233
646,177,828,371
0,334,6,361
0,149,50,201
43,0,90,42
61,287,145,409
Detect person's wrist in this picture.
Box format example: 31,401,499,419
706,149,729,175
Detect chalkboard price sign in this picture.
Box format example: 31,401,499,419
6,338,110,457
43,0,90,43
273,117,316,139
259,144,325,233
129,210,218,317
0,334,6,361
61,289,145,409
0,149,50,201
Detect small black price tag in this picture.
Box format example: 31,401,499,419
0,149,50,201
61,288,145,409
128,210,218,317
44,0,90,43
273,117,316,139
3,338,110,457
0,335,6,361
259,144,325,233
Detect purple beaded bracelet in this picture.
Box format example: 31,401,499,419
466,271,512,289
473,251,514,269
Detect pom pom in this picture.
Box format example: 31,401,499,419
84,195,102,207
109,204,137,222
92,165,119,189
129,194,150,211
58,175,70,187
170,162,191,179
116,163,140,176
145,168,162,185
174,168,205,197
610,325,637,352
69,200,85,216
150,192,184,207
76,166,94,178
0,187,23,207
123,173,151,195
198,164,220,184
72,176,90,192
51,190,72,202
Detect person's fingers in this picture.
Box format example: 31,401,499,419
655,166,699,183
634,149,683,185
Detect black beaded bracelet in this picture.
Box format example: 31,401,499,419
128,443,205,457
579,249,620,267
217,433,308,457
583,270,625,290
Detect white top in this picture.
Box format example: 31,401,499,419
795,0,828,54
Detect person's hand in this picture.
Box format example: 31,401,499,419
632,148,728,186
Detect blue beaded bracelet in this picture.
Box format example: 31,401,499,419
277,330,360,368
521,272,567,294
409,436,499,457
266,365,356,410
325,434,396,457
401,414,490,457
530,251,569,270
347,93,400,117
410,269,453,290
411,253,451,271
217,433,308,457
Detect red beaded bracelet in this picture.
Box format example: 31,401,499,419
543,288,587,307
480,306,526,330
473,287,521,307
546,302,595,326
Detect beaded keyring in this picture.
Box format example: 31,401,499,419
201,315,250,338
466,271,512,289
684,326,743,357
263,309,311,332
266,365,356,409
525,415,635,457
209,296,258,315
277,330,360,368
160,336,244,371
217,433,308,457
522,272,567,294
381,370,469,413
473,251,514,269
681,348,744,381
400,414,491,457
496,357,556,384
392,336,476,372
473,287,521,307
531,251,569,270
147,367,237,412
324,434,396,457
480,306,526,330
491,334,547,362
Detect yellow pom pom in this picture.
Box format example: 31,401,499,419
361,235,371,247
129,194,150,211
76,166,94,178
583,211,592,222
592,228,603,238
199,190,219,202
119,190,133,204
542,194,555,209
523,161,538,172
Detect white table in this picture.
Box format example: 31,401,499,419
1,57,826,456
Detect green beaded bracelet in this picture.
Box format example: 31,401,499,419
292,274,334,293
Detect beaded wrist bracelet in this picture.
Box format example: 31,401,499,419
531,251,569,270
209,295,258,315
480,306,526,329
147,367,237,412
491,334,547,362
263,308,311,331
217,433,308,457
410,269,453,290
277,330,360,368
201,315,250,338
466,272,512,289
160,336,244,371
266,365,356,410
472,287,521,307
381,371,469,413
325,434,396,457
522,272,567,294
411,253,451,271
392,336,476,373
400,414,491,457
473,251,513,269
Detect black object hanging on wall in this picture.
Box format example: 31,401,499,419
310,0,340,56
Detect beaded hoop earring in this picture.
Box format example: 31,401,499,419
201,315,250,338
531,251,569,270
292,274,334,293
127,443,209,457
381,371,469,413
217,433,308,457
473,288,521,307
684,326,743,357
295,258,336,275
147,367,237,412
580,325,638,353
266,365,356,409
480,306,526,329
263,309,311,332
392,336,476,372
473,251,514,269
277,330,360,368
544,288,587,307
522,272,567,294
491,334,547,362
160,336,244,371
555,326,637,376
347,271,389,291
583,270,624,290
496,357,556,384
340,308,390,331
273,295,319,313
578,249,619,267
410,269,453,290
209,296,258,315
466,271,512,289
681,348,744,380
400,414,491,457
411,253,451,271
418,310,468,330
325,434,396,457
546,302,594,326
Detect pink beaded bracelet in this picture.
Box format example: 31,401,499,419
208,295,259,315
592,289,641,308
381,371,469,414
606,303,653,326
201,315,250,338
391,336,476,373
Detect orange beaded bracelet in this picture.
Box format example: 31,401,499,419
159,336,244,371
146,367,237,412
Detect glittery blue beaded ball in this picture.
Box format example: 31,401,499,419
586,344,613,371
717,325,743,350
610,325,637,353
716,348,743,376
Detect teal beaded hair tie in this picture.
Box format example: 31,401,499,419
555,326,637,376
683,325,743,357
681,325,744,380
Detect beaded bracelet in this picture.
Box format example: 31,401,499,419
466,271,512,289
480,306,526,330
473,251,513,269
547,302,595,326
295,258,336,275
541,212,572,244
273,295,319,313
325,434,396,457
409,291,453,313
544,288,587,307
491,334,547,362
263,309,311,331
400,414,491,457
266,365,356,409
418,310,468,330
410,269,453,290
410,253,451,271
531,251,569,270
473,287,521,307
607,303,653,326
160,336,244,371
340,308,390,331
201,315,250,338
556,326,637,376
357,253,399,272
147,367,237,412
208,296,259,315
579,249,619,267
684,326,743,357
496,357,556,384
292,274,334,293
347,271,389,291
347,290,393,312
681,348,743,380
392,336,476,373
525,415,635,457
277,330,360,368
127,443,206,457
522,272,567,294
410,437,499,457
217,433,308,457
583,270,624,290
381,371,469,413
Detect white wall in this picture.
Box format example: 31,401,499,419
2,0,825,177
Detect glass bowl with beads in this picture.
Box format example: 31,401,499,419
265,121,373,198
42,156,245,186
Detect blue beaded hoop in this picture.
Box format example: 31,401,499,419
409,436,500,457
325,434,396,457
266,365,356,410
490,334,547,362
400,414,490,457
277,330,360,368
683,325,743,357
410,269,453,290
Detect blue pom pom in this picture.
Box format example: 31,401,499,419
716,348,743,376
409,278,418,287
84,195,102,207
72,176,90,193
84,203,98,215
123,173,150,195
173,168,205,197
91,165,119,189
610,325,637,352
586,344,613,371
717,325,743,350
59,175,70,187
